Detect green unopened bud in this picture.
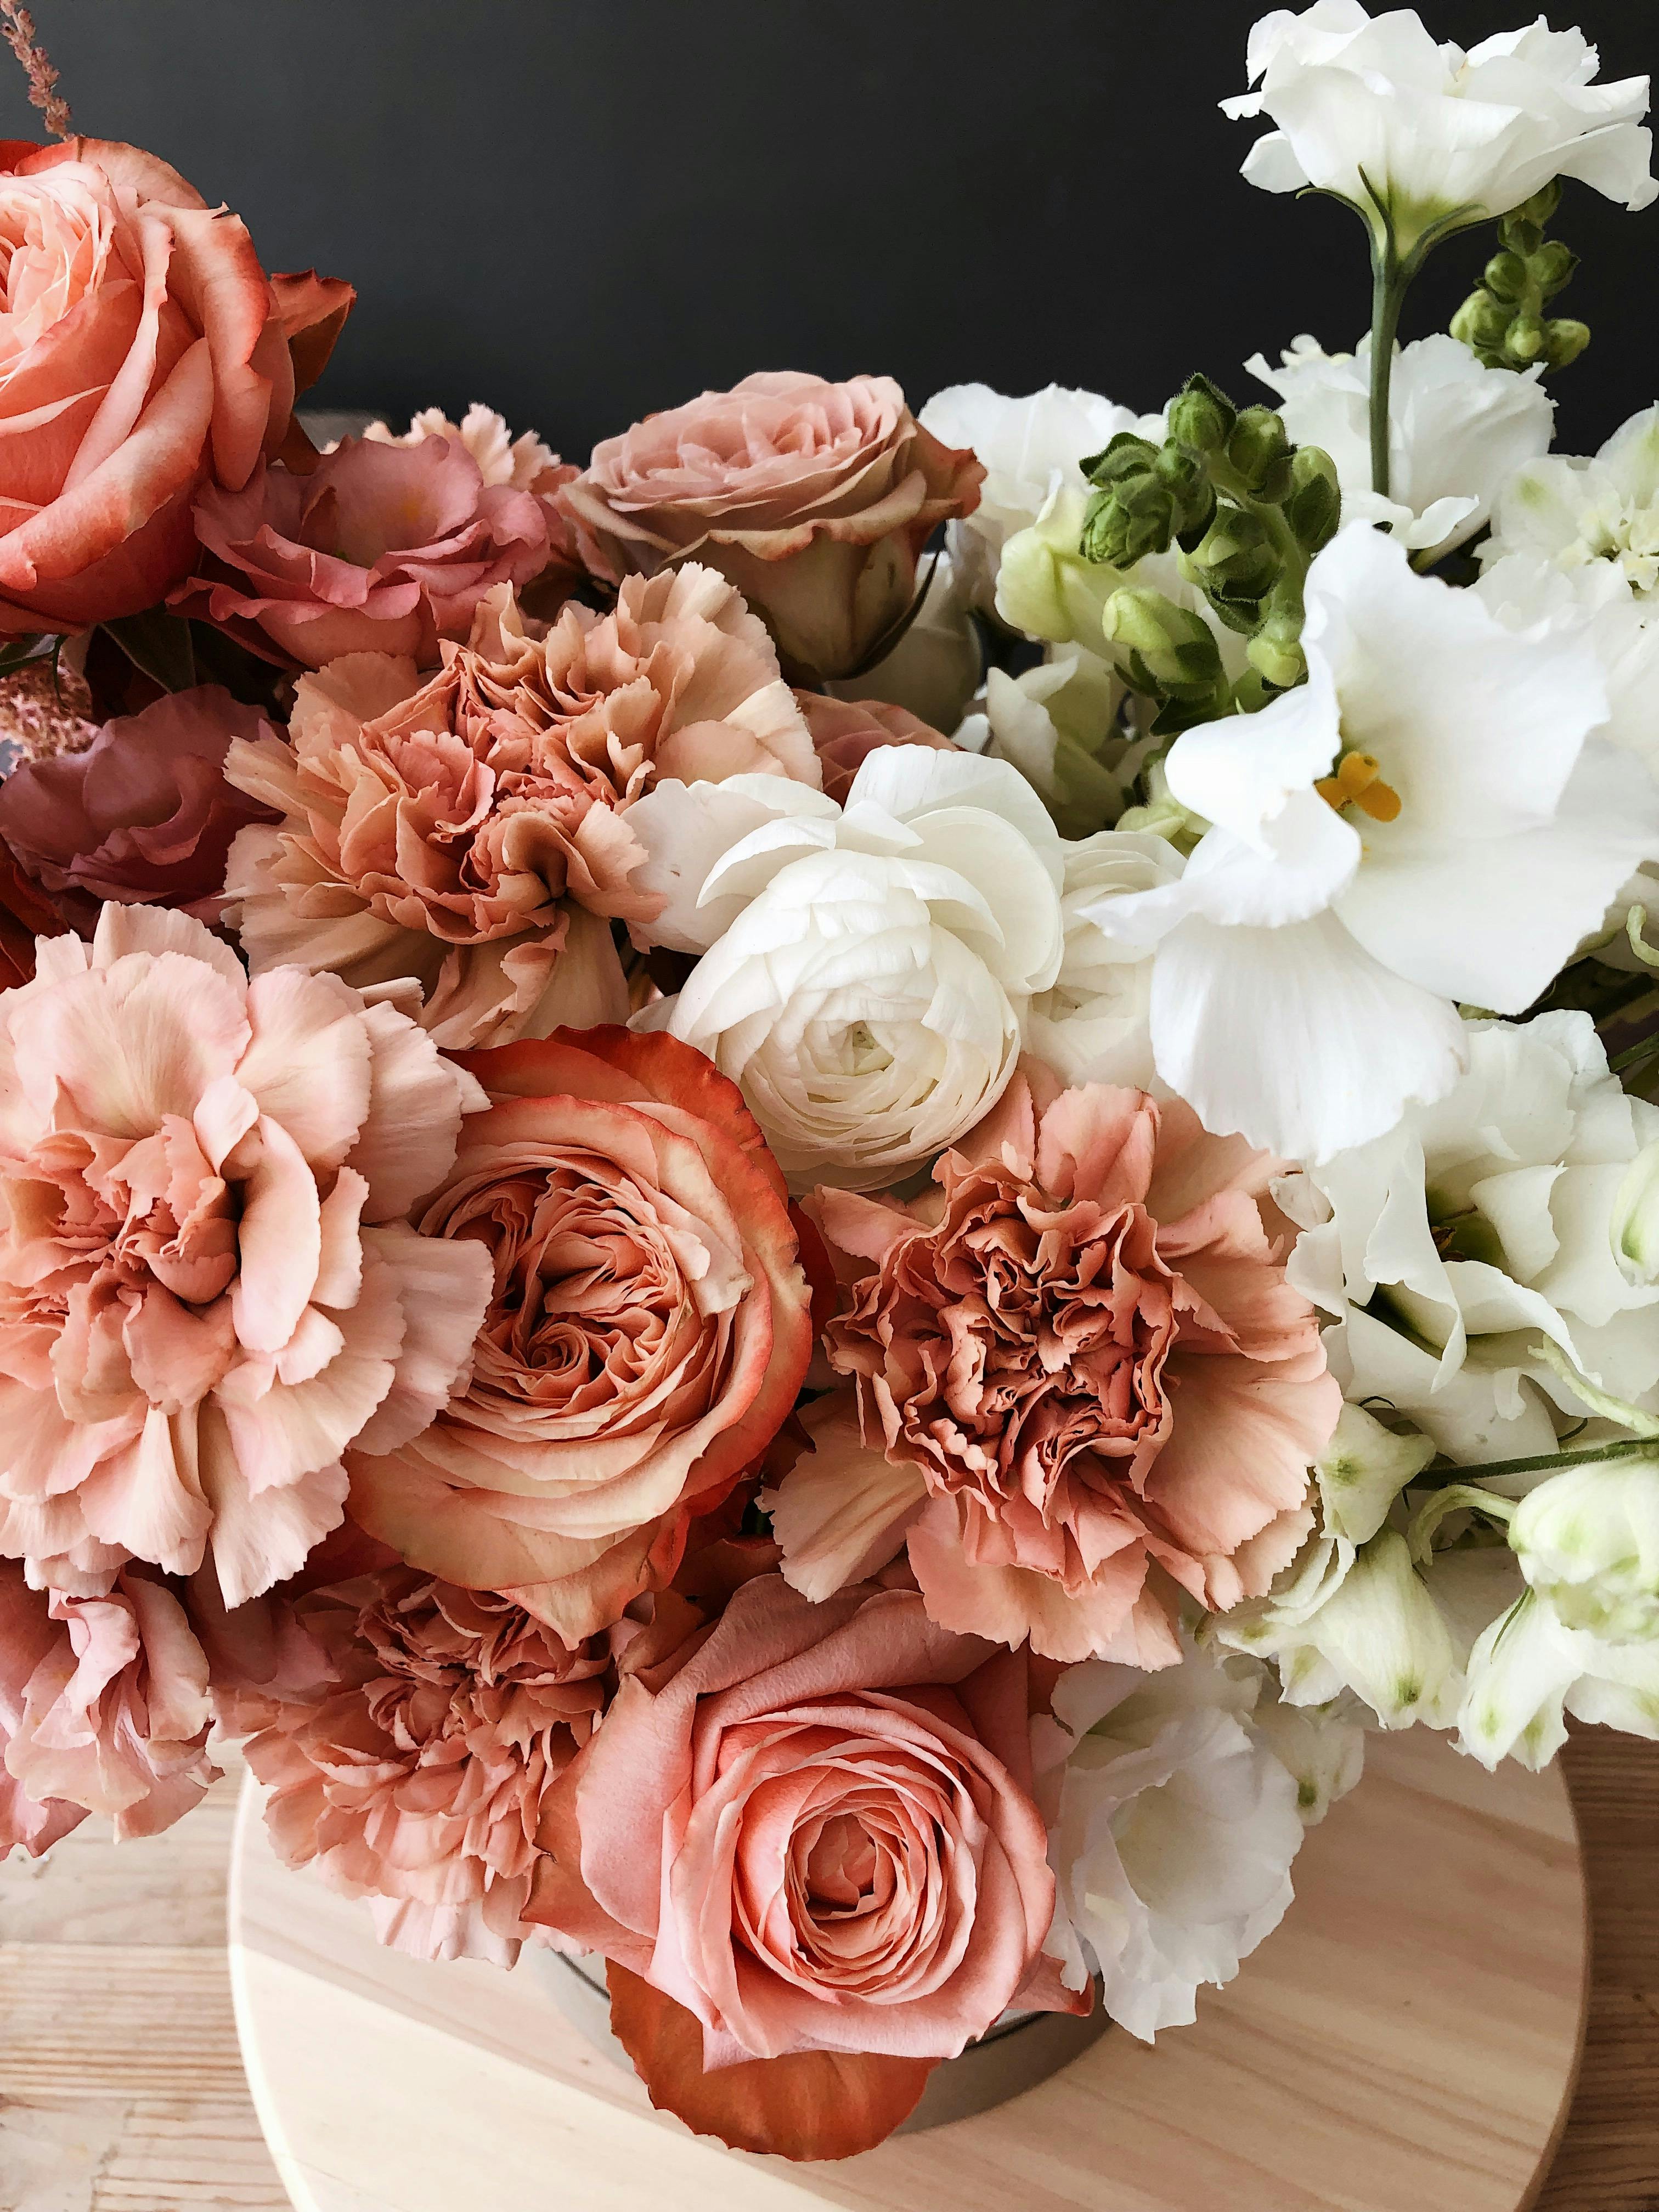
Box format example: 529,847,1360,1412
994,487,1119,649
1452,289,1515,357
1544,316,1590,371
1483,248,1530,302
1080,483,1173,568
1508,314,1547,362
1532,239,1578,296
1284,445,1342,554
1613,1139,1659,1286
1166,373,1236,455
1103,586,1225,701
1246,608,1307,690
1505,217,1545,260
1082,431,1160,489
1182,509,1278,599
1226,405,1295,501
1508,178,1562,233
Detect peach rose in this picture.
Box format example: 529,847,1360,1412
173,432,550,669
348,1026,813,1641
1,1558,217,1842
786,1075,1340,1665
239,1565,608,1965
526,1572,1079,2159
0,137,351,633
0,684,275,932
558,371,984,680
794,690,956,804
222,568,815,1048
0,904,493,1608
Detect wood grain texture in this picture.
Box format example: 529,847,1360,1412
1,1728,1654,2210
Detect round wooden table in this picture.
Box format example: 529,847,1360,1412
228,1725,1587,2212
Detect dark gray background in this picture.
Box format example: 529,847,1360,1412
6,1,1655,463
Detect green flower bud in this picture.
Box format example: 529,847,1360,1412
1246,608,1306,690
1182,509,1278,600
1284,445,1342,555
1508,314,1547,362
1505,217,1545,260
994,487,1121,650
1544,317,1591,371
1166,373,1237,455
1483,248,1530,302
1080,483,1173,569
1226,405,1295,501
1532,239,1579,296
1509,178,1562,231
1511,1454,1659,1641
1082,431,1159,489
1451,289,1515,357
1103,586,1225,702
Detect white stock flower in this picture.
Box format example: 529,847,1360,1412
1279,1013,1659,1466
953,647,1127,837
1478,405,1659,772
1247,332,1553,557
1224,3,1656,251
624,747,1064,1191
1091,523,1659,1163
1033,1642,1353,2039
1511,1451,1659,1641
919,383,1154,615
1025,829,1184,1090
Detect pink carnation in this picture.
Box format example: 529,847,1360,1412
786,1075,1340,1664
0,904,492,1607
1,1557,217,1846
172,433,551,669
240,1566,608,1965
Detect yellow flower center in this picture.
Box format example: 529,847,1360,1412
1316,749,1402,824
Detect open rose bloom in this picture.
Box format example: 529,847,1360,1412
6,4,1659,2171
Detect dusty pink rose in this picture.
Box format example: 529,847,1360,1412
0,904,493,1608
0,137,351,634
348,1026,814,1641
794,691,956,804
558,371,985,680
172,432,551,669
787,1075,1340,1666
1,1556,217,1843
526,1572,1078,2159
0,684,275,932
240,1565,608,1965
364,403,587,600
222,568,815,1048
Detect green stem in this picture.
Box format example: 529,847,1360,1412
1368,244,1408,500
1421,1436,1659,1485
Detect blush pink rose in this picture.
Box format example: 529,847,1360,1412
789,1074,1340,1666
364,403,588,601
794,691,956,804
347,1026,814,1642
0,904,493,1609
0,684,276,932
525,1572,1080,2159
558,371,985,680
173,432,551,670
1,1556,218,1843
239,1565,609,1966
0,137,352,634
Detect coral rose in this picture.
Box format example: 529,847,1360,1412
0,137,351,633
222,568,816,1048
0,904,493,1607
1,1557,217,1842
785,1074,1340,1664
348,1026,813,1640
558,371,984,680
794,691,955,804
525,1572,1079,2159
239,1565,608,1966
0,684,275,932
173,432,550,669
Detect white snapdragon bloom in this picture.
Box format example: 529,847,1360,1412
1224,3,1656,251
1478,405,1659,772
919,383,1154,615
1279,1013,1659,1465
1090,524,1659,1162
954,648,1126,837
623,748,1064,1191
1025,830,1184,1090
1034,1642,1359,2038
1247,332,1553,557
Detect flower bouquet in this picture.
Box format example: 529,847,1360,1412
3,0,1659,2168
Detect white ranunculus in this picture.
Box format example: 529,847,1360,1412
1033,1643,1353,2038
1090,523,1659,1163
953,647,1127,837
1477,405,1659,772
1247,332,1553,557
1510,1452,1659,1641
1224,3,1656,251
1279,1013,1659,1466
624,747,1064,1191
1458,1585,1659,1769
1025,829,1184,1090
919,382,1155,616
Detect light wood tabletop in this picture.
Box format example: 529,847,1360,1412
1,1727,1655,2212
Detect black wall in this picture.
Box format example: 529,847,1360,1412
8,1,1657,462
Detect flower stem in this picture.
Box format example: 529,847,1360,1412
1368,245,1408,500
1424,1436,1659,1485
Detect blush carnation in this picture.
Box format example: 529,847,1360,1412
240,1565,608,1966
222,569,816,1049
0,685,275,933
1,1557,217,1843
173,432,551,669
348,1026,814,1641
792,1074,1340,1664
794,691,955,804
524,1572,1079,2160
558,370,984,680
0,905,493,1607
